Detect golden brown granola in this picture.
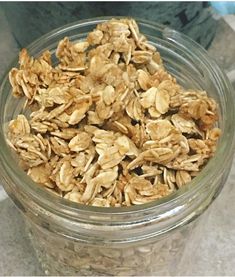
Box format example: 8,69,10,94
7,18,221,207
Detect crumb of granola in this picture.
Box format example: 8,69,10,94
7,18,221,207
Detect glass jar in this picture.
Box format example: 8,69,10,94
0,17,234,276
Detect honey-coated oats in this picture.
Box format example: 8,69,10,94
7,18,221,207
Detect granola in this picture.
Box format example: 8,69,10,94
7,18,221,207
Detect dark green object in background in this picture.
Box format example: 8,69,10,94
1,2,217,48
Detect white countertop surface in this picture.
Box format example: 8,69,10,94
0,7,235,275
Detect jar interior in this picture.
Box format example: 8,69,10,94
3,21,224,156
0,18,232,216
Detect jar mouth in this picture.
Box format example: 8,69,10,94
0,16,234,217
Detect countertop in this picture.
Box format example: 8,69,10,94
0,7,235,275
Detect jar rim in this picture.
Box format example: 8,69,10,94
0,16,234,219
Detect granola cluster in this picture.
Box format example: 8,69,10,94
7,18,221,207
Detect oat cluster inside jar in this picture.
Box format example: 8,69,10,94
7,18,221,207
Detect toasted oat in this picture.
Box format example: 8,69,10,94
68,132,91,152
7,18,221,207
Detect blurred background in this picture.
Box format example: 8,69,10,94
0,1,234,275
0,1,220,47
